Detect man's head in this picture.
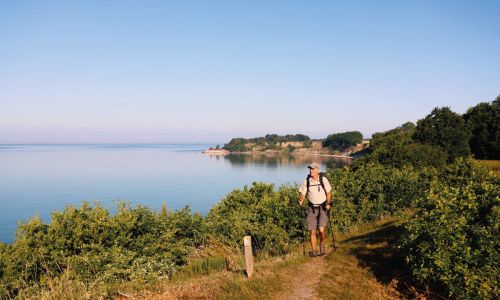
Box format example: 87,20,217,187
308,163,320,177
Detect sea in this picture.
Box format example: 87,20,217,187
0,144,350,243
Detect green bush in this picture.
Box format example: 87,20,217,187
400,158,499,299
0,202,206,298
327,163,431,231
205,183,304,256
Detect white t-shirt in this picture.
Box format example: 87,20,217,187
299,176,332,205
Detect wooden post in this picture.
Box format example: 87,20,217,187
244,235,254,278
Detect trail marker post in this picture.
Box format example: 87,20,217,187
244,235,254,278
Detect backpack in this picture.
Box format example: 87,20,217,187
306,172,328,213
306,172,327,197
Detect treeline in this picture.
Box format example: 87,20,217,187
367,97,500,168
322,131,363,152
224,95,500,159
223,132,364,152
368,96,500,164
223,134,311,152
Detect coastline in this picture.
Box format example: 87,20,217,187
203,149,353,159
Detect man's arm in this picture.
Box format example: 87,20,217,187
326,191,332,209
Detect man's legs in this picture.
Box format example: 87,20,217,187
310,229,317,253
310,227,326,255
319,226,326,254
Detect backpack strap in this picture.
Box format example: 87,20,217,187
319,173,327,197
306,174,311,197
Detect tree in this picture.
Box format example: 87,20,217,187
413,107,471,162
362,122,447,168
463,96,500,159
322,131,363,151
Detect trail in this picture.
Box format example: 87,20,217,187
273,254,328,300
274,219,407,300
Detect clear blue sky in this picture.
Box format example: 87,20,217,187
1,0,499,143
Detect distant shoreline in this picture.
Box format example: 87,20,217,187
203,148,353,159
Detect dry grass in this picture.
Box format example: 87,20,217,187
319,219,403,299
137,253,307,300
477,159,500,177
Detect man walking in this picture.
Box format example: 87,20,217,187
298,163,332,257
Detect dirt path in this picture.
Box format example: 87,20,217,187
273,255,328,300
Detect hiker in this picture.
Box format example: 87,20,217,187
298,163,332,257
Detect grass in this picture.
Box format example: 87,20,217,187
477,159,500,177
319,219,403,299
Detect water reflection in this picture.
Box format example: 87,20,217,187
216,153,351,170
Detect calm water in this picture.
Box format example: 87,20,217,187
0,144,350,243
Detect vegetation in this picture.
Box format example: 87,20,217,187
0,203,206,298
363,122,447,168
400,159,499,298
322,131,363,152
223,134,310,152
327,163,430,231
464,95,500,159
413,107,471,162
478,160,500,177
205,183,303,256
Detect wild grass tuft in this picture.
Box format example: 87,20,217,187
477,159,500,177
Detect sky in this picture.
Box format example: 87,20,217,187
1,0,499,144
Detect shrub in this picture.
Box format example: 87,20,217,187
0,202,206,298
327,163,431,231
205,183,304,255
400,158,499,299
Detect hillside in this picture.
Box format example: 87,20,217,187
221,139,369,157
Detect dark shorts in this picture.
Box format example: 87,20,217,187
306,205,328,230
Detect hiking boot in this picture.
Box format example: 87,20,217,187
319,245,326,256
309,250,317,258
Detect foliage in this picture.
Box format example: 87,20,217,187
205,183,303,256
371,122,416,149
327,163,431,231
223,134,310,151
413,107,471,162
463,96,500,159
0,202,206,298
223,138,249,152
322,131,363,151
363,122,447,168
399,158,500,299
